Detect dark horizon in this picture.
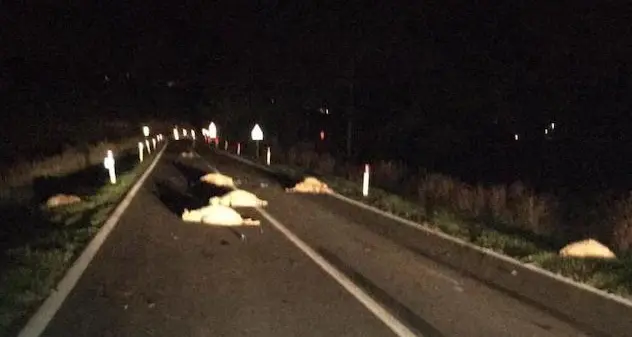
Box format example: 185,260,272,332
3,1,632,192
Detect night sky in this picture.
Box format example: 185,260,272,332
4,2,632,130
3,1,632,187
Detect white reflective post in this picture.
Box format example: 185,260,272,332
138,142,144,162
362,164,370,197
237,143,241,155
224,140,228,151
103,150,116,184
152,138,156,150
173,128,179,140
209,122,217,139
266,147,271,165
145,140,151,154
250,124,264,158
191,130,195,140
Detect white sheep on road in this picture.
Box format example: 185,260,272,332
199,172,236,188
209,189,268,208
181,204,260,226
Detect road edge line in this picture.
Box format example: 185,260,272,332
213,149,632,309
328,192,632,307
17,142,169,337
255,207,421,337
197,152,422,337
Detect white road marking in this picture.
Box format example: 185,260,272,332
216,149,632,309
255,207,421,337
208,147,632,337
18,143,169,337
197,153,423,337
329,193,632,307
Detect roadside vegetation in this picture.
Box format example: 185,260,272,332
239,142,632,299
0,137,157,336
0,138,138,191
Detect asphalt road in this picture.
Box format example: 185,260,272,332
39,140,596,337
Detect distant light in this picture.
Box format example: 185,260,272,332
514,134,519,141
545,129,549,135
325,108,329,115
320,130,325,140
550,122,555,130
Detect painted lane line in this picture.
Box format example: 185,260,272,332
215,149,632,309
255,207,422,337
18,143,169,337
196,153,422,337
210,151,462,286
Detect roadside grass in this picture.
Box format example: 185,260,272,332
236,149,632,300
0,150,154,337
323,176,632,299
0,137,139,192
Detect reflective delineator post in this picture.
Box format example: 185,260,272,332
138,142,144,162
237,143,241,155
191,130,196,140
362,164,370,197
224,140,228,151
145,140,151,154
152,138,156,150
266,147,271,165
255,140,260,158
103,150,116,184
173,128,179,140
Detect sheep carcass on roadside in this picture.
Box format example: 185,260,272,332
46,194,82,208
286,176,333,194
559,238,616,259
209,189,268,207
